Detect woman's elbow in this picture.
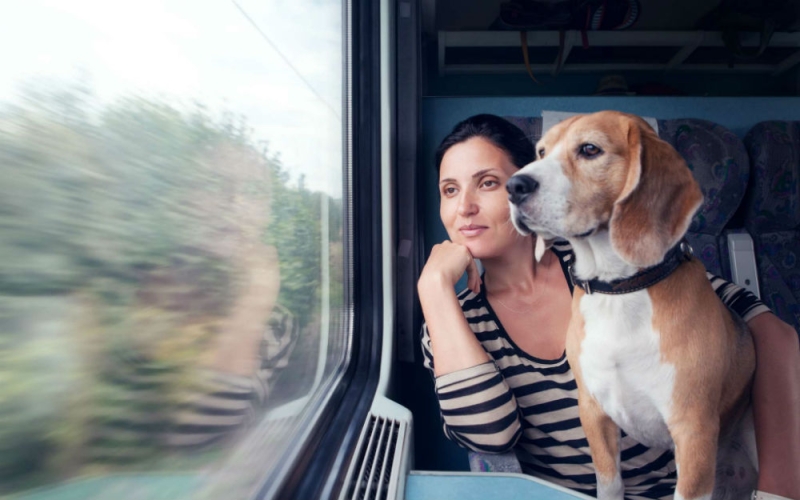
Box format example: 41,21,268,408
487,423,522,453
445,418,522,453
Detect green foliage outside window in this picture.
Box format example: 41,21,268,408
0,82,342,492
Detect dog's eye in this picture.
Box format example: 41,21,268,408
579,143,602,158
538,148,545,159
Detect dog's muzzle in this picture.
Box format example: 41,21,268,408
506,175,539,206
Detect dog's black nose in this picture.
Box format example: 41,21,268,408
506,175,539,205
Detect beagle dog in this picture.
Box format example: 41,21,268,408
506,111,756,500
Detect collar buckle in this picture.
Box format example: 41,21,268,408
679,240,694,262
568,264,592,295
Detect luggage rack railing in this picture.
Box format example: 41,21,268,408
438,30,800,77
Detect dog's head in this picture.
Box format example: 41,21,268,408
507,111,703,268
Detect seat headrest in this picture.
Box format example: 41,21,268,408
743,121,800,233
658,119,750,236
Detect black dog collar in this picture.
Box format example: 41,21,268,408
568,240,695,295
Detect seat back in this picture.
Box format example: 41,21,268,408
657,119,751,279
504,116,543,146
743,121,800,331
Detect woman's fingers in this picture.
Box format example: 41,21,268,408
421,241,477,290
466,257,481,294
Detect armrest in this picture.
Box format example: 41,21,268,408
725,231,761,299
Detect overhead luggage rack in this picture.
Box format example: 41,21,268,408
438,30,800,77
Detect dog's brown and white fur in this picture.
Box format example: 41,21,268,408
508,111,756,500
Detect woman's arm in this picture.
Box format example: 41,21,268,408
704,272,800,498
418,241,521,452
421,324,522,453
418,241,489,376
746,312,800,500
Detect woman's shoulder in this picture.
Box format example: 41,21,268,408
455,286,482,310
547,239,575,293
550,239,574,260
549,239,575,269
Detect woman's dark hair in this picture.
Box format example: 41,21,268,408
434,114,534,173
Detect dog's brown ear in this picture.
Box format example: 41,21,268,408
610,119,703,268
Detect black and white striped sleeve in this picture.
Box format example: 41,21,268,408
705,272,771,322
421,323,522,453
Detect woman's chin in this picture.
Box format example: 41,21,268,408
462,242,497,260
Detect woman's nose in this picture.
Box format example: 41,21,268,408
457,191,478,216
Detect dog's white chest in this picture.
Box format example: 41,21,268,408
578,291,676,450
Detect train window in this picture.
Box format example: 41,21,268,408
0,0,349,498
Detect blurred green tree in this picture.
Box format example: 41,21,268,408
0,81,342,491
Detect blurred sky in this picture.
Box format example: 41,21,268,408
0,0,343,195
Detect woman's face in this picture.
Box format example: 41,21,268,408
439,136,528,259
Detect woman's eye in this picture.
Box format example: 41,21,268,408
442,186,457,196
538,148,545,158
579,143,602,158
481,179,498,188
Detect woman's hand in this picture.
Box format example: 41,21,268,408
418,241,489,377
418,241,481,295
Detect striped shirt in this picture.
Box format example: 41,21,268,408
421,241,768,499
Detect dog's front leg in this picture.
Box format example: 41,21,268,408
672,418,719,500
578,389,623,500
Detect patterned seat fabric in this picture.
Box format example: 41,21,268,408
504,116,749,279
743,121,800,332
657,119,750,279
504,116,543,148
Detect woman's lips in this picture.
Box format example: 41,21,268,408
460,225,487,237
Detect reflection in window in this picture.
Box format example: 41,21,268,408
0,1,346,498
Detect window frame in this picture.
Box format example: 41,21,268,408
265,0,384,497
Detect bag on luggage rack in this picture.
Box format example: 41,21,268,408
496,0,640,31
696,0,799,60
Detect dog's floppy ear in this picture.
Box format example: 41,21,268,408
609,118,703,268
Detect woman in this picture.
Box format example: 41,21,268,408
418,114,800,500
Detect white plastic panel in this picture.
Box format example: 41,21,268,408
727,232,761,299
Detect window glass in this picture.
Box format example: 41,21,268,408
0,1,347,497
